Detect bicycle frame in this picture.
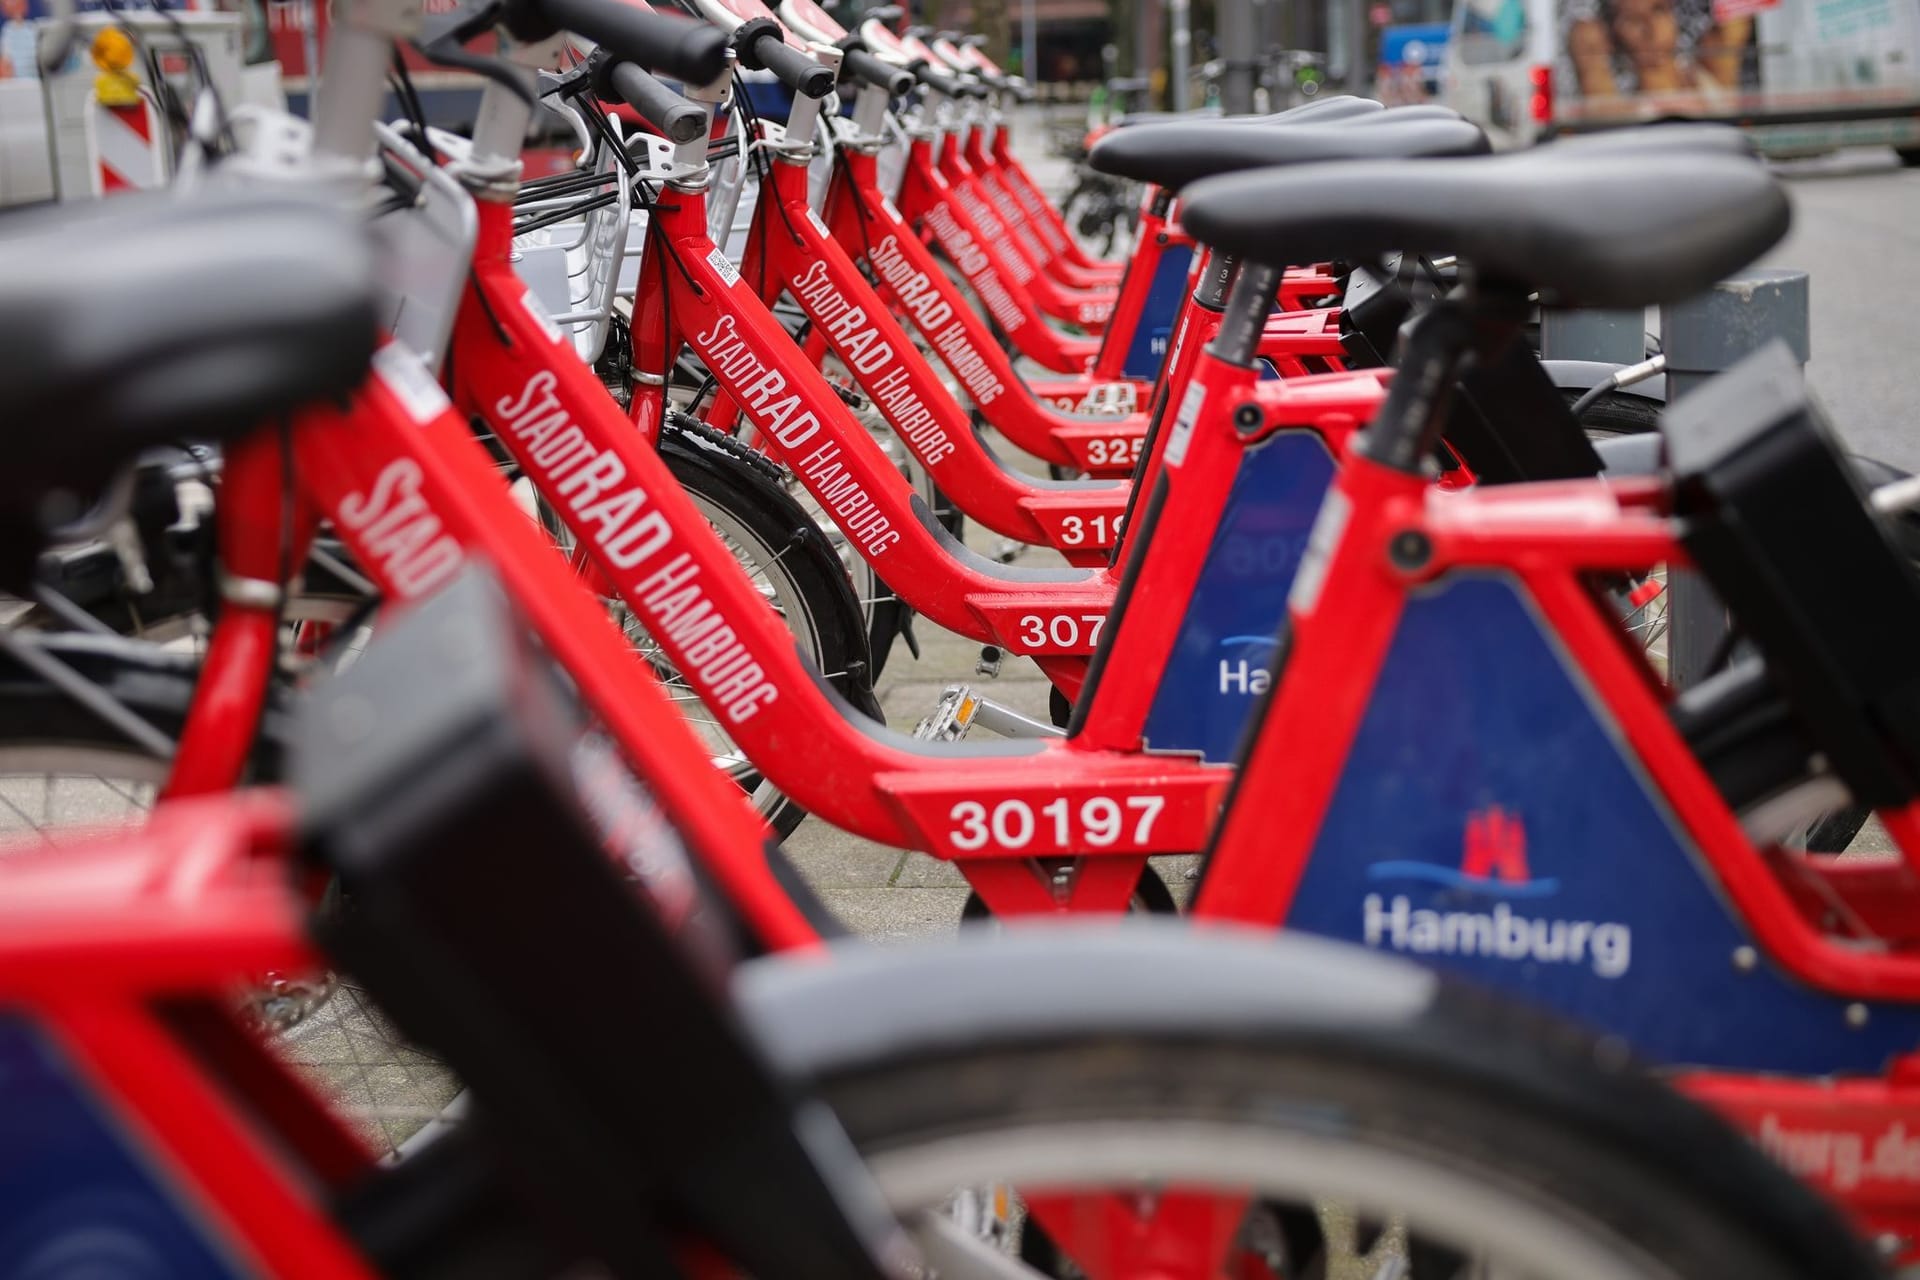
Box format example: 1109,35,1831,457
1021,187,1348,416
893,121,1102,376
1175,334,1920,1252
823,140,1148,477
717,147,1130,564
0,792,385,1280
162,237,1229,918
0,730,1251,1280
931,104,1119,335
823,131,1347,479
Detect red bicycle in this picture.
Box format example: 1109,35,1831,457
0,146,1880,1280
9,0,1920,1256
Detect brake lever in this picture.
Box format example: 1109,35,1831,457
538,55,599,101
413,0,537,107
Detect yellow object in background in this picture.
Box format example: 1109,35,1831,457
90,28,140,106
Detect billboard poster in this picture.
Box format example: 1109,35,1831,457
1556,0,1920,119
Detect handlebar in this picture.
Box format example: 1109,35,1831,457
505,0,728,84
731,17,835,99
600,59,708,143
839,42,913,96
864,5,903,22
912,60,962,97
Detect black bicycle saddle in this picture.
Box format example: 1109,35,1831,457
1179,148,1788,309
1090,115,1487,191
0,191,380,515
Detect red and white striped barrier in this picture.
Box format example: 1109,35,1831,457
86,93,168,196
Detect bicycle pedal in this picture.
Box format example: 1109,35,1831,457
991,539,1025,565
1082,381,1139,417
912,685,983,743
975,645,1004,678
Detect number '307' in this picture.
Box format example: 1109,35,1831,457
948,796,1166,850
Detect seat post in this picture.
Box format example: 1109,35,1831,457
1359,287,1528,475
1206,262,1281,369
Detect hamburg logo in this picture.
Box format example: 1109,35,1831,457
1359,807,1632,978
1217,634,1278,696
1367,805,1560,899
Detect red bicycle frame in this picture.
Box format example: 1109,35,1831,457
162,217,1232,918
825,142,1347,480
616,175,1138,671
893,125,1101,376
1166,327,1920,1252
934,110,1118,334
715,150,1129,564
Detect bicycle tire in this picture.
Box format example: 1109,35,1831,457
803,994,1876,1280
1570,387,1661,438
0,635,268,771
651,430,883,839
0,634,295,842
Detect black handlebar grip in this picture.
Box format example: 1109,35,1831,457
606,60,707,143
732,18,835,98
914,61,961,96
864,5,903,22
517,0,727,84
839,43,912,96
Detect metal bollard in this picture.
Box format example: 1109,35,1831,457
1540,308,1645,365
1659,269,1812,689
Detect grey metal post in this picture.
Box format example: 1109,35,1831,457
1022,0,1037,85
1219,0,1256,113
1540,308,1644,364
1170,0,1191,110
1660,269,1812,689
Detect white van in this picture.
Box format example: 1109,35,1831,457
1443,0,1920,159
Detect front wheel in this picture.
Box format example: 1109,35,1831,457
538,417,881,840
819,1025,1874,1280
626,427,881,839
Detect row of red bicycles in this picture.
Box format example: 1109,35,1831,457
4,0,1920,1274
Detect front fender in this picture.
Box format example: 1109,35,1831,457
734,921,1439,1077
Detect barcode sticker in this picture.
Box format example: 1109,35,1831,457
707,246,741,287
1163,382,1208,468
